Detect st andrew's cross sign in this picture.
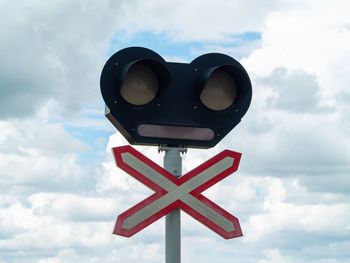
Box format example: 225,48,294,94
112,145,243,239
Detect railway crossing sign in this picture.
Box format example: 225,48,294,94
112,145,243,239
100,47,253,262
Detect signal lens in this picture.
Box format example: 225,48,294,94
120,63,159,105
200,69,237,111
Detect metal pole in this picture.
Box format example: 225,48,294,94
160,146,187,263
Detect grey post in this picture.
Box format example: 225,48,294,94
160,146,187,263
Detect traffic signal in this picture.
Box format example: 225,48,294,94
100,47,252,148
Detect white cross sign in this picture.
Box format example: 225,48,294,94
112,145,243,239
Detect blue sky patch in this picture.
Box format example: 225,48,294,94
109,30,262,61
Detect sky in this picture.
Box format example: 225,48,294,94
1,0,350,262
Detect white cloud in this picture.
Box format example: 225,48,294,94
243,178,350,243
258,249,293,263
0,121,90,194
0,0,132,119
118,0,282,42
0,119,88,156
0,202,114,251
29,193,118,221
259,67,330,113
243,1,350,93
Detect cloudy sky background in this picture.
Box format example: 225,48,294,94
1,0,350,262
